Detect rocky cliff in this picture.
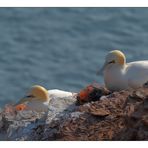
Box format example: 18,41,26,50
0,85,148,140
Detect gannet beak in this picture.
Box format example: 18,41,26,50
96,63,106,75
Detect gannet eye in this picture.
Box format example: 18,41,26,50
25,95,35,98
108,60,115,64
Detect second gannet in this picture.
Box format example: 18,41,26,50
15,85,50,112
98,50,148,91
15,85,75,112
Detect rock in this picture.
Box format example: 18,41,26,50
0,86,148,140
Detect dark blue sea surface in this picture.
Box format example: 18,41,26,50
0,8,148,107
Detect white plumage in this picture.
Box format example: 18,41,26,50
48,89,74,99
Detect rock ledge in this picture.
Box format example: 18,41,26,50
0,86,148,141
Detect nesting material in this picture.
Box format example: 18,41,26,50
76,84,110,104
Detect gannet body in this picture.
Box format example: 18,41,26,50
99,50,148,91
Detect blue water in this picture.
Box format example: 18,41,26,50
0,8,148,107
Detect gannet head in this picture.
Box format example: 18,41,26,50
27,85,49,102
15,85,50,111
17,85,50,105
98,50,126,74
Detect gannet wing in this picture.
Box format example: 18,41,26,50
48,89,75,98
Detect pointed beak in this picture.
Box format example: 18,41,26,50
96,63,106,75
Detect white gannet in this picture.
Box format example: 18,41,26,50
98,50,148,91
15,85,75,112
15,85,50,112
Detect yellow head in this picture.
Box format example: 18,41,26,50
17,85,49,105
106,50,126,65
15,85,50,111
98,50,126,74
27,85,49,102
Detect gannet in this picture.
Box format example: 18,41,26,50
15,85,50,112
15,85,75,112
98,50,148,91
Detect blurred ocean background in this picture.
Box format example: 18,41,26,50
0,8,148,107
